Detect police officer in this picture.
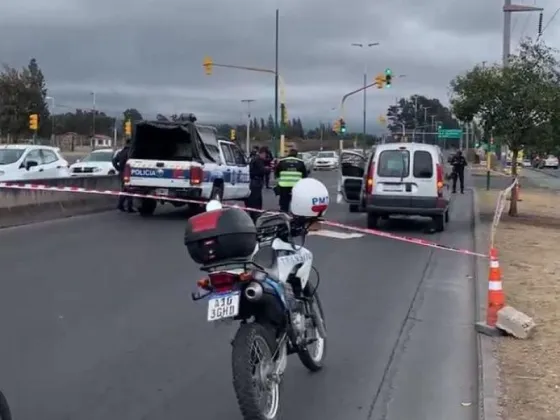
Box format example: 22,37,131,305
274,148,308,212
112,139,135,212
246,147,267,221
450,150,467,194
263,146,273,189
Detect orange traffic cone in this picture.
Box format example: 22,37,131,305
516,183,522,202
486,247,505,327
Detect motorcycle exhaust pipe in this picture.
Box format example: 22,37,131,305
244,282,264,301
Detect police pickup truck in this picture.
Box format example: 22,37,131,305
124,117,250,216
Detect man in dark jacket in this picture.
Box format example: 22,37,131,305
263,146,273,189
246,147,267,221
274,148,307,212
112,140,135,212
450,150,467,194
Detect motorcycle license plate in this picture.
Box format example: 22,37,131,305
155,188,169,196
207,291,240,322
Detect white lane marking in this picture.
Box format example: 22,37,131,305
309,230,364,239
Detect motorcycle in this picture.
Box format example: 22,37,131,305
0,391,12,420
186,200,327,420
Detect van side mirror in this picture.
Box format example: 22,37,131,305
25,160,38,170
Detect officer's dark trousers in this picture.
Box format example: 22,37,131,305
278,186,292,213
264,170,271,188
118,179,134,210
452,170,465,193
246,186,263,221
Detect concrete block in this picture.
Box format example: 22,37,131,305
496,305,536,339
0,176,121,228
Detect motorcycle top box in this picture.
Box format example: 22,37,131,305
184,207,257,264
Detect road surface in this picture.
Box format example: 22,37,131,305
0,171,478,420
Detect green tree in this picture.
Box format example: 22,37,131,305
123,108,143,122
386,95,458,144
450,39,560,215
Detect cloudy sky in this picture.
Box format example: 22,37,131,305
1,0,559,131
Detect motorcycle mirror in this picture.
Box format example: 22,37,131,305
205,200,223,212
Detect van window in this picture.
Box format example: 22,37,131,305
377,150,410,177
205,144,220,162
413,150,433,178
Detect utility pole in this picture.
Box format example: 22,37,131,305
46,96,55,145
274,9,280,157
422,106,430,144
91,91,96,150
241,99,255,153
350,42,380,145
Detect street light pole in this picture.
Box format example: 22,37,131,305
46,96,55,145
274,8,280,157
90,91,96,150
422,106,430,144
351,42,380,144
241,99,255,153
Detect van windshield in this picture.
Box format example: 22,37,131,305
377,150,410,177
131,122,195,161
0,149,25,165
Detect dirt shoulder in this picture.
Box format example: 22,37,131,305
478,187,560,420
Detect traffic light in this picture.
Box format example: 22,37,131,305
29,113,38,131
202,56,213,75
378,115,386,124
332,119,340,134
280,103,288,125
230,128,236,140
340,118,346,134
384,68,392,88
375,74,384,89
124,120,132,136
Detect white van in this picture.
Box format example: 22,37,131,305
338,143,451,231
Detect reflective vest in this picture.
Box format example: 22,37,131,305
277,157,304,187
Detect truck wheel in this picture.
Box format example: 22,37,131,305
433,214,445,232
139,198,157,217
367,212,379,229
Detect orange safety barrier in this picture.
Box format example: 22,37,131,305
486,247,505,327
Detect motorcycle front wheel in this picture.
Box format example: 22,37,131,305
297,290,327,372
232,322,281,420
0,391,12,420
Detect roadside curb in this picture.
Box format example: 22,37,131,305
472,188,502,420
527,167,560,178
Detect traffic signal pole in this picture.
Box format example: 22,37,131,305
339,81,378,120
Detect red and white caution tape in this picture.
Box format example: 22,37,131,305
0,181,487,258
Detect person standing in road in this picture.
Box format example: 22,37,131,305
450,150,467,194
263,146,273,189
112,139,135,212
274,148,308,212
249,146,259,160
246,147,267,221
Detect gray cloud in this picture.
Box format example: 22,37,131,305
1,0,557,131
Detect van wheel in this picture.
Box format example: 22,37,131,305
367,212,379,229
433,214,445,232
444,210,450,223
349,204,359,213
139,198,157,217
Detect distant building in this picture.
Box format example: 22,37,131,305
91,135,112,148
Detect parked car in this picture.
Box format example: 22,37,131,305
338,143,451,232
543,155,559,169
298,152,314,173
313,151,338,170
70,148,119,176
0,144,70,181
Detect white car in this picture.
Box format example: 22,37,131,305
543,155,559,169
313,151,338,170
70,148,119,176
0,144,70,181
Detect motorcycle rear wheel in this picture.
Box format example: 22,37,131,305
232,322,282,420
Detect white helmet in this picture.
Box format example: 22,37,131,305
290,178,329,217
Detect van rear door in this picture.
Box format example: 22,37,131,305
374,147,412,208
337,151,366,205
410,149,438,208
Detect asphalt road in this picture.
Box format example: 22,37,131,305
0,170,478,420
